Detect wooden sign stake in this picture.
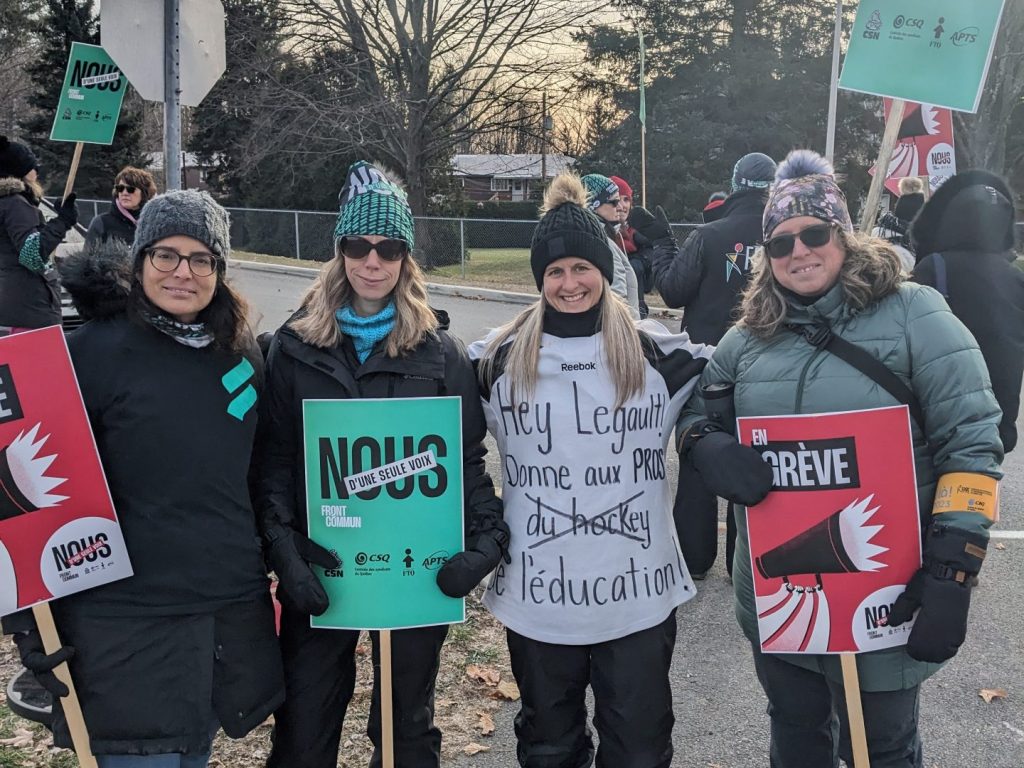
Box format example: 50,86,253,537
380,629,395,768
840,652,871,768
858,99,906,233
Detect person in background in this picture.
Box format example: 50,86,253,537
679,149,1001,768
5,189,284,767
580,172,641,319
85,166,158,248
911,169,1024,454
872,176,926,272
0,135,77,331
610,175,654,318
257,161,507,768
472,172,712,768
641,151,776,580
701,191,728,224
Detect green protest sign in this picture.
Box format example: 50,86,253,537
50,43,128,144
303,397,465,630
839,0,1007,112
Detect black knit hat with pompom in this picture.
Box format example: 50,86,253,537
0,136,38,179
530,174,614,290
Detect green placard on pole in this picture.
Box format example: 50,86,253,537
50,42,128,144
303,397,465,630
839,0,1006,113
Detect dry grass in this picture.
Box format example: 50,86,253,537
0,591,511,767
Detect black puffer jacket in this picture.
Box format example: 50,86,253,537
911,170,1024,452
40,241,284,755
652,187,767,344
257,314,503,541
84,200,138,248
0,177,66,328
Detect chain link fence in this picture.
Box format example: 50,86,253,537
77,200,1024,280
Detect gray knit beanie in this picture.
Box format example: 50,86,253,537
131,189,231,270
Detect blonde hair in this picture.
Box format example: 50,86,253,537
289,249,438,355
478,288,645,409
738,229,905,338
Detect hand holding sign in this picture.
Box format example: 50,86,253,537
13,626,75,697
436,523,511,598
265,525,340,616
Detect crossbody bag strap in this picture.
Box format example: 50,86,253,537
788,323,926,430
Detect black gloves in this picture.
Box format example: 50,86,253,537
887,523,988,663
265,525,340,616
682,421,774,507
57,193,78,228
628,205,673,242
437,524,511,598
13,628,74,698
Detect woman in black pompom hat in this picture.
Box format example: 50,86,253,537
0,135,78,331
470,172,714,767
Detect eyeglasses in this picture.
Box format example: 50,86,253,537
339,237,408,262
764,224,836,259
114,184,138,195
603,198,622,207
146,247,219,277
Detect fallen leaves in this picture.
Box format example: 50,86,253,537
466,663,501,686
464,742,491,755
0,728,34,748
979,688,1008,703
493,680,521,701
994,542,1007,551
477,711,495,736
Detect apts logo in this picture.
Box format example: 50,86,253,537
421,550,451,570
950,27,979,47
221,359,256,420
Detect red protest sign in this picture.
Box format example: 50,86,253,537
869,99,956,195
0,327,131,616
737,407,921,655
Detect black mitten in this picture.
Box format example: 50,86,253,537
13,629,74,698
265,525,340,616
628,205,673,242
683,422,774,507
57,193,78,228
887,524,987,663
437,525,511,598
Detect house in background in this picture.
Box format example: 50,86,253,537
451,153,574,202
145,151,210,190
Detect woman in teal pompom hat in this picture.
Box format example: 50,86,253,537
256,161,508,768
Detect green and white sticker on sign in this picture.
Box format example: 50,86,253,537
839,0,1007,113
49,42,128,144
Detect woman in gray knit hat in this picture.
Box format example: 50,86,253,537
4,189,285,767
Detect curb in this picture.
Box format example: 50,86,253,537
229,258,681,318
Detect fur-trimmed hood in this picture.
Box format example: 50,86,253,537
0,177,26,199
57,239,134,320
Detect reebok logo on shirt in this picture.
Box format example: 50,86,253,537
561,362,597,372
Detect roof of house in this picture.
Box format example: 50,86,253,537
144,151,208,170
450,153,575,179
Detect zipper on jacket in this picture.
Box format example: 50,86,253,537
793,345,822,414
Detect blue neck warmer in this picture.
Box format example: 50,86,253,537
336,302,396,362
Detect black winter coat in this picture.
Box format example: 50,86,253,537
42,241,284,755
652,188,767,344
84,201,138,248
910,170,1024,452
0,177,65,328
257,314,503,541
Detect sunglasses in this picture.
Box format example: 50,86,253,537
339,237,408,262
603,198,622,207
114,184,138,194
764,224,836,259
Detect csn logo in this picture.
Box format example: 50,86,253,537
354,551,390,565
421,550,451,571
950,27,979,46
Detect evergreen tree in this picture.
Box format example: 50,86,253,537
576,0,879,221
23,0,148,199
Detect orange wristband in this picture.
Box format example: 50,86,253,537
932,472,999,522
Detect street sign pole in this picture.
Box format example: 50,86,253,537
163,0,182,191
825,0,843,162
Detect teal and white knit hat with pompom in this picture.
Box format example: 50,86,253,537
334,161,416,248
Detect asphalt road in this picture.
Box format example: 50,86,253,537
231,262,1024,768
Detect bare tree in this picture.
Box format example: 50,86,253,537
0,0,42,137
953,2,1024,179
277,0,606,214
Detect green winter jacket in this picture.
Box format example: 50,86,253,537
681,281,1002,691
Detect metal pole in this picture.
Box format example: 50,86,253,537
540,91,547,189
459,217,466,278
825,0,843,163
294,211,301,260
163,0,182,191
